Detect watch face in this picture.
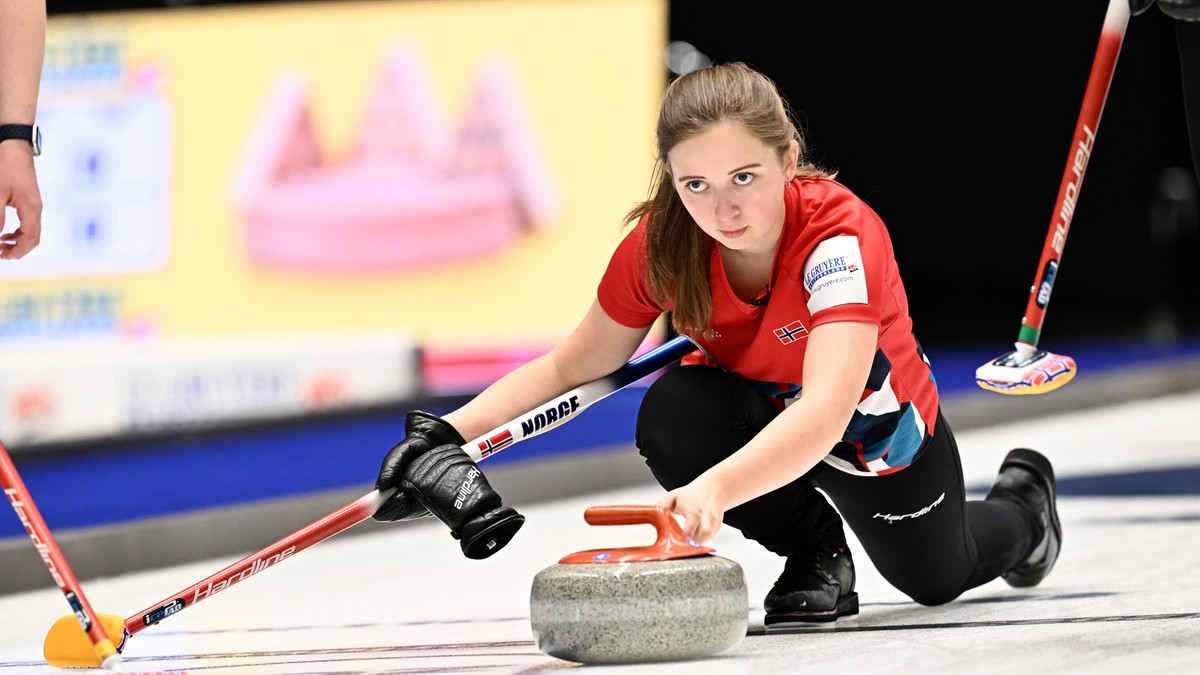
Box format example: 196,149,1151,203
32,124,41,157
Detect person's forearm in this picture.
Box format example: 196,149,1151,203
443,352,581,443
699,320,878,511
699,395,850,510
0,0,47,123
442,300,652,443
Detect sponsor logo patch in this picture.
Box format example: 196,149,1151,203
803,235,868,313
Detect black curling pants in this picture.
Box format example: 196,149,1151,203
635,365,1039,606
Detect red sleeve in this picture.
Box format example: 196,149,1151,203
797,182,887,329
596,218,666,328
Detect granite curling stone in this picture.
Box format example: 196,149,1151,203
530,504,747,664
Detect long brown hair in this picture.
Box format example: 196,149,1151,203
624,62,833,339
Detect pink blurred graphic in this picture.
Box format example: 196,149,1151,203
229,45,560,272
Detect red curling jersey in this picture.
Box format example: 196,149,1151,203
598,177,939,476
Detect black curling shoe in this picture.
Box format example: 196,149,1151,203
988,448,1062,588
763,542,859,627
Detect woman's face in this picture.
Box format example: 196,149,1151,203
667,121,798,258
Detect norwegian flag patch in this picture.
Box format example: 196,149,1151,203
477,429,514,457
774,320,809,345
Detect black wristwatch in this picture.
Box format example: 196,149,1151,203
0,124,42,157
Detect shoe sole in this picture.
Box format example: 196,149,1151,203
764,591,859,629
1000,448,1062,588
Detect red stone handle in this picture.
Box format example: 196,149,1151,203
557,504,715,564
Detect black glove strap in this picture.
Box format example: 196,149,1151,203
457,506,526,559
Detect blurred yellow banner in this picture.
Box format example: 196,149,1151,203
5,0,666,347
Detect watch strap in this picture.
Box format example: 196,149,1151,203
0,124,40,156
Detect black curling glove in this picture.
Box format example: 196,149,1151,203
399,444,525,559
374,411,467,522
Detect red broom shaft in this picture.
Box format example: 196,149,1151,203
125,489,387,636
1019,0,1129,347
0,440,118,657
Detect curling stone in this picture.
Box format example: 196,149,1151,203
530,505,747,664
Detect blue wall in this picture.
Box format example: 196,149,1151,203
5,337,1200,538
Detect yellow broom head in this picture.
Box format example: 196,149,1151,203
43,613,126,669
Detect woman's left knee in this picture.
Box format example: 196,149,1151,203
909,587,962,607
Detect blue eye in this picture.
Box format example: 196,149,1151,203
686,180,706,193
733,172,753,185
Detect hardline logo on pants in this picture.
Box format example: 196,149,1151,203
872,492,945,524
